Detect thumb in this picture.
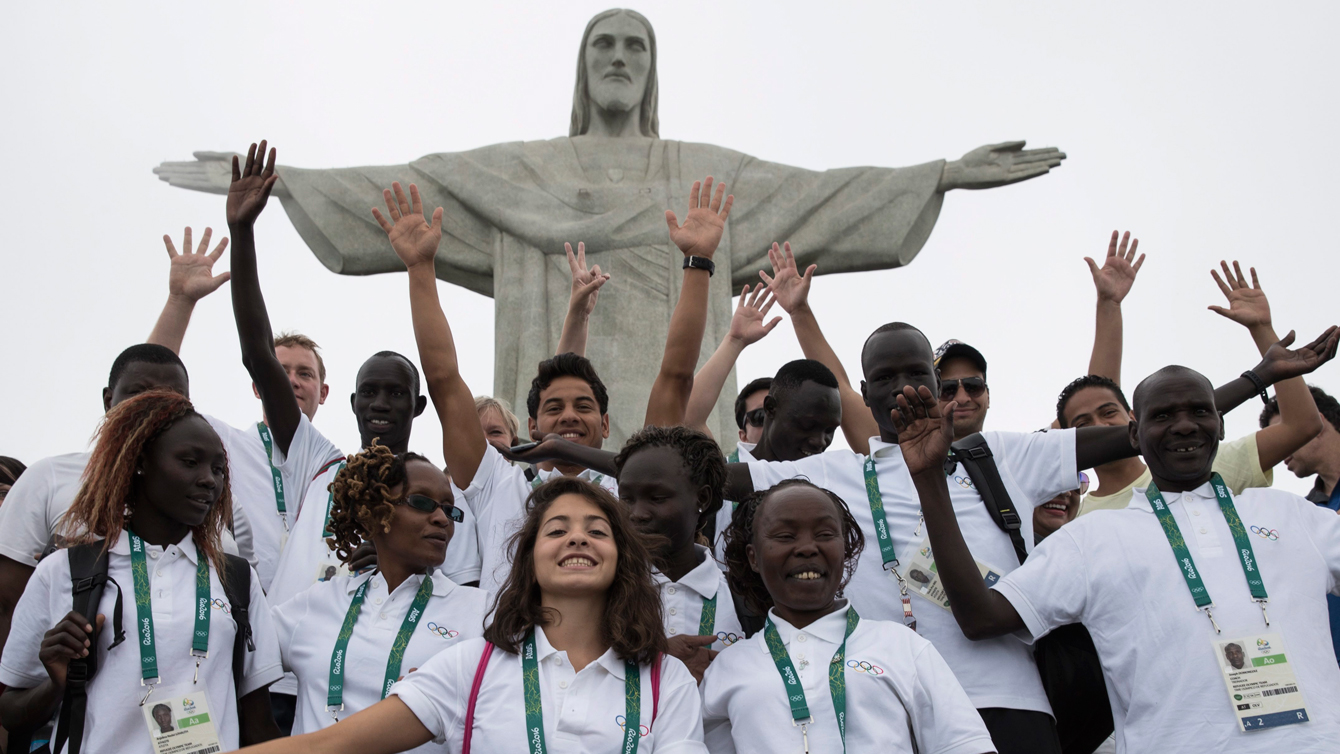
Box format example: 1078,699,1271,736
802,264,817,281
664,209,679,234
206,272,232,292
1084,257,1099,276
95,614,106,632
1277,330,1296,348
431,207,443,234
1207,305,1231,319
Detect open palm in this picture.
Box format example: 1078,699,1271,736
226,141,278,226
893,386,954,477
665,176,733,258
163,226,230,302
1085,230,1145,304
372,182,443,270
1208,260,1271,330
729,284,781,346
759,241,816,314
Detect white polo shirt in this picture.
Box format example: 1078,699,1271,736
702,607,993,754
993,483,1340,753
654,545,744,650
713,442,757,567
389,627,706,753
462,443,619,597
272,567,487,749
748,429,1077,714
0,531,284,754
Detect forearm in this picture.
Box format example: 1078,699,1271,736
238,687,282,745
684,333,745,434
146,295,197,354
723,464,755,502
239,697,430,754
0,680,62,731
644,268,711,427
791,304,879,454
1088,299,1123,382
912,470,1023,638
0,559,35,669
555,304,590,357
1249,324,1323,468
1074,425,1140,470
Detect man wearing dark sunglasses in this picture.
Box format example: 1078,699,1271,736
733,377,772,447
934,339,991,441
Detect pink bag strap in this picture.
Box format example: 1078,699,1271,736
649,652,662,732
461,642,495,754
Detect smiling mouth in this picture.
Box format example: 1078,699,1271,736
558,430,585,440
559,555,597,568
367,418,393,430
788,568,824,581
424,532,448,543
1040,502,1068,514
1168,442,1204,455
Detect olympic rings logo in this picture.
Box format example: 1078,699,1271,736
715,632,742,646
210,598,231,613
846,660,884,675
615,715,650,737
425,622,459,639
1250,526,1279,541
953,475,975,490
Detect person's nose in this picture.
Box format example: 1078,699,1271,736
369,391,390,412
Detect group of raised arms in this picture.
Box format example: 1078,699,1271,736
1,139,1339,754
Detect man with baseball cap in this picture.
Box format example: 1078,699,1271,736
935,339,991,441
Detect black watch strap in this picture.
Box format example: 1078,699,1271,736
683,256,715,276
1241,370,1270,404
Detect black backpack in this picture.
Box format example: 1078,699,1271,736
950,434,1113,754
30,541,255,754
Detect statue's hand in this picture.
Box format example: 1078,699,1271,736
892,385,954,478
665,176,733,259
226,141,278,227
372,182,443,270
758,242,816,315
162,226,230,303
939,141,1065,191
154,151,243,196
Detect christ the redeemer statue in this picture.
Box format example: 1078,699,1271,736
155,8,1064,450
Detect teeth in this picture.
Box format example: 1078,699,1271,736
1043,503,1066,511
793,571,822,580
561,557,595,567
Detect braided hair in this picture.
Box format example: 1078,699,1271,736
722,479,865,616
62,390,232,580
325,444,425,563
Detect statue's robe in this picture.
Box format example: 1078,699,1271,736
276,136,945,449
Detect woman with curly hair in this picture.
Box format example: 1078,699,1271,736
613,425,745,683
238,475,706,753
0,390,284,753
700,479,994,754
271,444,486,749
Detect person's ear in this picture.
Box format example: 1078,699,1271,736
102,387,114,413
600,413,610,440
349,392,357,412
252,382,261,401
738,428,749,443
859,380,869,407
318,383,330,405
696,485,713,515
414,395,427,418
746,542,760,574
763,395,778,418
1217,412,1226,441
528,417,540,441
1128,418,1140,452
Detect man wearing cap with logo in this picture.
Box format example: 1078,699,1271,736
935,340,992,441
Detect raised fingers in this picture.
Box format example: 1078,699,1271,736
708,179,725,213
718,193,734,221
392,182,411,217
1210,268,1233,299
196,227,212,256
383,188,402,221
163,233,179,259
688,180,703,210
208,236,229,263
409,184,424,218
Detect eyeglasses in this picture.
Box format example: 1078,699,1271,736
939,377,987,402
1077,471,1090,497
400,493,465,523
744,408,767,428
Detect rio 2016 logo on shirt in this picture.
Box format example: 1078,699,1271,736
952,475,976,490
210,598,231,613
615,715,650,737
424,622,459,639
846,659,885,675
1249,525,1279,541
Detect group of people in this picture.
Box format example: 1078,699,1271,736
0,138,1337,754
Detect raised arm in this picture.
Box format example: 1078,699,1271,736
1083,230,1144,382
895,386,1024,639
1208,261,1333,468
145,227,231,353
235,696,430,754
761,242,880,454
554,242,609,357
684,283,780,436
372,183,487,487
644,177,734,428
225,142,303,454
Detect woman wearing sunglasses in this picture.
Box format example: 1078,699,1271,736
1033,473,1089,544
271,444,487,749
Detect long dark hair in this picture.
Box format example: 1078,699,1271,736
485,476,667,665
569,8,659,138
723,479,864,616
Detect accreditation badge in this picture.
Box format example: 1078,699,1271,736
1213,633,1309,732
141,686,223,754
314,559,349,584
904,537,1004,611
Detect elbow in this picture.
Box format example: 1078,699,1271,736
1296,411,1324,443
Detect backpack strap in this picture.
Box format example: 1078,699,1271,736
950,433,1029,566
650,652,662,731
461,642,495,754
54,541,125,754
221,554,253,698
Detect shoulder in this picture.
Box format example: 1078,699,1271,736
9,452,88,493
653,652,698,691
1232,486,1312,512
30,548,73,591
200,415,242,441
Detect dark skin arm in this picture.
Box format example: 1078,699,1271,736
0,611,104,730
0,556,35,669
498,436,619,478
227,140,302,455
723,464,754,503
238,686,282,745
894,387,1025,640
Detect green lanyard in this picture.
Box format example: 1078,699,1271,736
522,631,640,754
256,423,288,530
531,472,605,491
1145,472,1270,633
322,461,347,538
763,607,860,754
862,458,916,630
127,530,211,698
699,594,717,636
327,573,435,719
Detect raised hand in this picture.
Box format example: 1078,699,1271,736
1209,260,1272,331
1085,230,1145,304
892,385,954,477
227,141,279,227
565,242,609,317
728,284,782,346
758,241,816,314
372,182,444,271
162,227,230,302
939,141,1066,191
665,176,733,258
39,611,104,689
1255,326,1340,384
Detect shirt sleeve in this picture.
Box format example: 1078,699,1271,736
388,639,476,745
270,587,312,674
0,555,60,689
459,444,524,518
1212,433,1273,493
698,655,738,754
989,527,1091,644
0,458,60,566
273,415,344,499
440,491,482,585
905,639,998,754
992,428,1078,506
238,568,285,696
745,454,831,495
651,655,709,754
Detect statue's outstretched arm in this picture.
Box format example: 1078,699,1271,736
154,151,290,198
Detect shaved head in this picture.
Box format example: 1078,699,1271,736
1132,365,1215,419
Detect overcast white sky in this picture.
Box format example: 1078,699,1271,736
1,1,1335,497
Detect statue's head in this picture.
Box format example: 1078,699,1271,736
571,9,659,138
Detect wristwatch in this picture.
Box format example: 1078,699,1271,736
683,256,715,276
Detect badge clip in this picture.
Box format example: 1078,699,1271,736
139,678,159,706
328,704,344,722
1202,606,1221,634
1257,599,1271,627
793,716,814,754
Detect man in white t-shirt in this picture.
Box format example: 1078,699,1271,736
898,363,1340,753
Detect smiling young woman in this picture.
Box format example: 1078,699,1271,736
701,479,994,754
234,476,707,754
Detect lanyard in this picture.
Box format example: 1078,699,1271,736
1146,472,1270,633
327,573,435,718
255,423,288,530
862,458,916,630
521,631,640,754
532,472,605,491
763,607,860,754
699,594,717,636
127,530,211,700
322,461,347,538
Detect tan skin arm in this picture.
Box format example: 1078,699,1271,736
684,283,780,437
145,227,231,353
555,242,609,357
237,696,430,754
1084,230,1144,383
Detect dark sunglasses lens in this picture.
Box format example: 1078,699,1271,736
745,408,767,427
405,494,439,514
941,378,986,400
444,504,464,523
939,381,959,400
961,378,986,397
